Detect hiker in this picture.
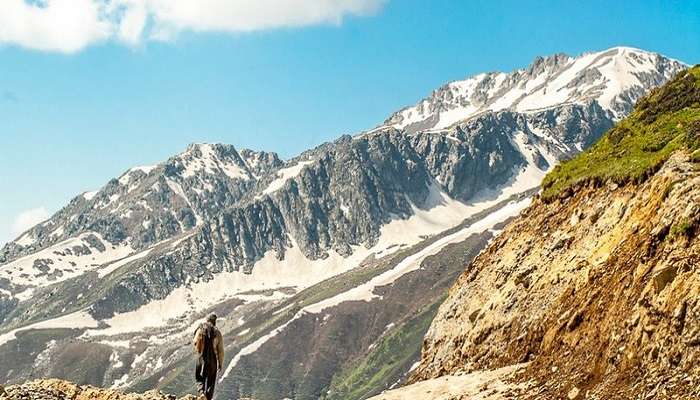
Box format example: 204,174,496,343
193,313,225,400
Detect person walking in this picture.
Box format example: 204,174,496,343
193,313,225,400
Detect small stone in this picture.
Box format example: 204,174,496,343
568,387,581,399
570,212,580,226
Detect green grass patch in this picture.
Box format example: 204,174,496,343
691,149,700,163
690,67,700,80
670,218,694,240
321,298,444,400
542,66,700,200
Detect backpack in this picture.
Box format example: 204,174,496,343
193,322,212,354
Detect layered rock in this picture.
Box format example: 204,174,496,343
410,66,700,399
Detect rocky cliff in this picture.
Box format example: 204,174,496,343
401,66,700,399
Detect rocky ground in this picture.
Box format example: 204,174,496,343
412,152,700,399
0,379,196,400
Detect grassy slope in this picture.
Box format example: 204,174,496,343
542,66,700,200
321,298,444,400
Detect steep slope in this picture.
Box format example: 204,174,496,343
0,48,686,400
400,66,700,399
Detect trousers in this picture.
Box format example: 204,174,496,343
195,358,217,400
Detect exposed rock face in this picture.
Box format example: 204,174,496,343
413,153,700,398
0,144,283,265
1,102,610,326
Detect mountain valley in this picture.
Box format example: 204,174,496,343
0,47,690,400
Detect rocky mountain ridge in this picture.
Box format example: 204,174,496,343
0,101,614,325
0,144,283,265
383,46,686,134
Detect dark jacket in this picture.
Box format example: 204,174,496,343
194,322,225,370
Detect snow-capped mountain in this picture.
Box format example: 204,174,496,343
1,144,281,260
384,47,685,133
0,47,687,400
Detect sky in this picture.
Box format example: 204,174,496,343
1,0,699,246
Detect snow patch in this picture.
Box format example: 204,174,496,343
261,160,314,196
100,340,131,348
111,374,130,389
221,312,306,381
15,232,35,247
82,191,98,201
0,311,98,347
180,143,250,181
98,247,154,278
0,233,135,300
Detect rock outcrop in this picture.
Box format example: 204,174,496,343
410,66,700,398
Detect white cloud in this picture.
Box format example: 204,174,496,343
0,0,387,53
11,207,50,238
0,0,112,53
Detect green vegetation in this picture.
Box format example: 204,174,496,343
691,149,700,163
670,218,694,239
542,66,700,200
322,298,444,400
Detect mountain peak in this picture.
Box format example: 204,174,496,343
170,142,252,180
383,46,687,133
0,141,283,266
410,66,700,398
183,142,233,153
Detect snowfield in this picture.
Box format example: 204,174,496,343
0,232,135,300
0,311,98,347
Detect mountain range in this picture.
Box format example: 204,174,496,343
0,46,687,400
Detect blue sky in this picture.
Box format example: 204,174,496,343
1,0,699,245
